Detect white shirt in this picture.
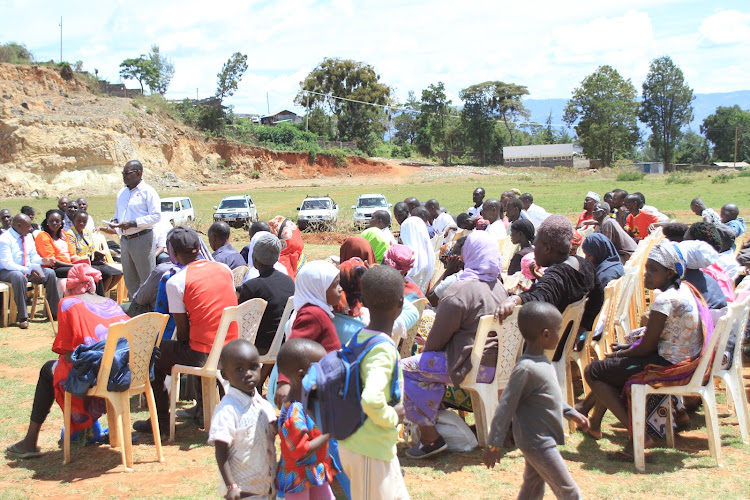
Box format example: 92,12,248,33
153,217,173,249
642,205,669,223
113,180,161,236
467,205,482,218
487,220,508,240
208,387,277,497
381,227,397,245
525,203,550,228
242,262,289,283
0,228,43,274
432,212,455,234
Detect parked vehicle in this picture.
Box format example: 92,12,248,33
160,197,195,225
352,193,391,228
213,195,258,228
297,195,339,231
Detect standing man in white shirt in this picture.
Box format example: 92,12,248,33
467,187,485,218
0,214,59,328
104,160,161,300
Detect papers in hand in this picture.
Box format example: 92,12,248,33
28,264,43,276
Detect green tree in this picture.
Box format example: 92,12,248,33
392,91,419,145
563,65,640,167
295,58,392,151
458,85,498,164
0,42,33,64
146,45,175,95
119,56,157,93
307,106,336,139
701,105,750,162
216,52,248,101
675,131,709,165
640,56,694,171
415,82,453,155
459,81,529,145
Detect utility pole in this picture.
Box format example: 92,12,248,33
196,88,198,100
305,91,310,132
59,17,63,62
735,126,739,168
266,92,270,115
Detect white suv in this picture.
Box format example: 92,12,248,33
352,194,391,228
213,195,258,228
297,195,339,231
160,197,195,225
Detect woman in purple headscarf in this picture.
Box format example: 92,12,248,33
401,231,508,459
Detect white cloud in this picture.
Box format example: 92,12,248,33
699,10,750,45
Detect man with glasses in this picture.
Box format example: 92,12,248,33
102,160,161,300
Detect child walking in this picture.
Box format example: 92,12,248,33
276,338,339,500
339,265,410,500
484,302,589,500
209,339,277,499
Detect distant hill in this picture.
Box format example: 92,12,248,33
523,91,750,135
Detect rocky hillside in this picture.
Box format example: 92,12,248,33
0,63,386,198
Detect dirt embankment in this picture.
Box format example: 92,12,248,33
0,63,389,198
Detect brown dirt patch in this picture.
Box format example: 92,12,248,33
300,232,350,246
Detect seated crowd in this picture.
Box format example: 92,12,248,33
3,185,748,500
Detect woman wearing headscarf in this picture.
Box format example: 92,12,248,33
398,216,435,293
583,242,710,455
383,244,424,301
242,231,289,283
507,219,535,275
581,233,625,289
401,231,508,459
339,236,376,267
269,215,306,280
6,263,129,459
273,260,342,408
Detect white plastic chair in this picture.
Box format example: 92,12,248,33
713,295,750,443
611,269,638,343
449,309,524,447
169,298,267,442
630,300,741,472
590,277,623,360
545,296,588,432
397,298,428,359
64,313,168,470
259,296,294,366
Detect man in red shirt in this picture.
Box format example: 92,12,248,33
133,227,238,433
624,194,659,241
576,191,600,228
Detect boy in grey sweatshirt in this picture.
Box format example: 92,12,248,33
484,302,589,500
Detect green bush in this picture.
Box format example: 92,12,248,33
615,171,646,182
738,169,750,178
326,148,349,167
399,142,413,158
665,172,693,185
712,173,735,184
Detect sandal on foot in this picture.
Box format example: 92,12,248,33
581,428,602,440
5,444,41,459
405,436,448,459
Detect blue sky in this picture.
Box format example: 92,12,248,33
1,0,748,115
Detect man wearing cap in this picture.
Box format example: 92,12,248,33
238,232,295,384
576,191,600,228
104,160,161,300
133,226,237,433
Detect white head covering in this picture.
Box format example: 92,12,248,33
586,191,601,202
243,231,288,283
399,216,435,292
677,240,718,270
649,242,686,278
292,260,339,318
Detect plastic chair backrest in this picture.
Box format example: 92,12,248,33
685,304,734,388
711,295,750,376
202,304,245,373
91,232,116,265
545,295,589,360
261,296,295,364
594,277,622,341
612,270,637,341
464,308,521,388
232,266,249,288
431,235,442,253
400,298,428,358
231,298,268,344
94,313,168,394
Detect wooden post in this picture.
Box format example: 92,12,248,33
305,92,310,132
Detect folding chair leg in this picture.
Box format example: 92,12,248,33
146,384,165,462
107,400,120,449
44,298,56,335
702,389,722,466
201,376,218,432
63,392,72,465
169,372,180,443
120,394,134,471
631,386,647,473
469,393,487,447
665,396,675,448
